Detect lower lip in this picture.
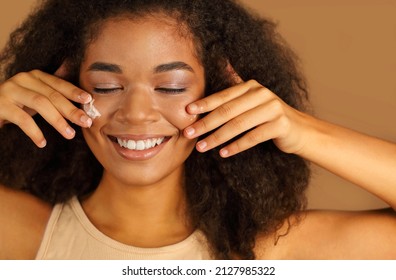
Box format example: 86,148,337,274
110,139,168,161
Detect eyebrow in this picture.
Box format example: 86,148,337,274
87,61,194,74
87,62,122,73
154,61,194,73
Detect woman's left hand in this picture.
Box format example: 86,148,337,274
183,79,312,157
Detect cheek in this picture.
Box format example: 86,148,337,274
157,96,199,130
83,96,118,124
167,104,197,129
82,91,203,130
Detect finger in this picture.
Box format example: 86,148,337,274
184,86,273,139
0,105,47,148
219,121,280,158
186,79,260,115
25,93,77,139
12,73,92,127
10,85,78,139
32,84,92,128
194,101,279,153
29,70,92,104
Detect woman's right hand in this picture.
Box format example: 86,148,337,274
0,69,93,148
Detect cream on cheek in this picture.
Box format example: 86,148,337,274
83,92,200,130
85,96,118,123
83,99,102,119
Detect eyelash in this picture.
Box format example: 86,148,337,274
92,87,186,94
93,87,122,94
155,88,186,94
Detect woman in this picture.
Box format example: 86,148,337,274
0,0,395,259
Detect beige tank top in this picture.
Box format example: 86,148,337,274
36,197,212,259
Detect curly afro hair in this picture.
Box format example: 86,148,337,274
0,0,310,259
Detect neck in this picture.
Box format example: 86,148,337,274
81,169,192,248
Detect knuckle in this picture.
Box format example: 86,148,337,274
246,131,262,145
258,87,271,96
229,116,246,131
277,115,291,136
217,103,233,117
246,79,259,87
31,94,49,107
47,90,63,103
218,90,230,103
67,106,82,119
209,131,223,145
0,80,16,94
233,141,243,153
198,118,209,131
30,69,42,76
13,71,33,82
30,69,48,81
54,116,67,128
269,99,284,113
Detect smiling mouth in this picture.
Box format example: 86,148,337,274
109,136,168,151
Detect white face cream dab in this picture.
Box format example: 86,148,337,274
83,99,102,119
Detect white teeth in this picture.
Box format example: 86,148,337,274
127,140,136,150
136,140,145,150
116,137,165,150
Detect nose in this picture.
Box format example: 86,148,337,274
114,86,160,124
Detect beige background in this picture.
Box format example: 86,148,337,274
1,1,395,210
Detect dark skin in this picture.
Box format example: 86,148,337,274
1,16,396,260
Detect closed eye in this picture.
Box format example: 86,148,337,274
93,87,123,94
155,88,186,94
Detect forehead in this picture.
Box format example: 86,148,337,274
83,16,201,69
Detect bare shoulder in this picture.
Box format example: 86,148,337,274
254,209,396,259
0,184,51,259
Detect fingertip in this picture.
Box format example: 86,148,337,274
80,114,93,127
38,139,47,148
184,126,196,138
196,140,207,152
186,103,199,114
65,126,76,139
78,92,93,104
219,148,230,158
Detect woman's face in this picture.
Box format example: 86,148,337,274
79,16,205,187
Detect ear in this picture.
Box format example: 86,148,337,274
226,62,244,85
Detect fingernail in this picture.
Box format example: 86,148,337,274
80,115,92,127
39,139,47,148
220,148,229,157
185,127,195,137
188,103,198,113
197,141,207,151
79,92,92,103
66,126,75,136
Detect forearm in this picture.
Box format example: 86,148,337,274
299,115,396,209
